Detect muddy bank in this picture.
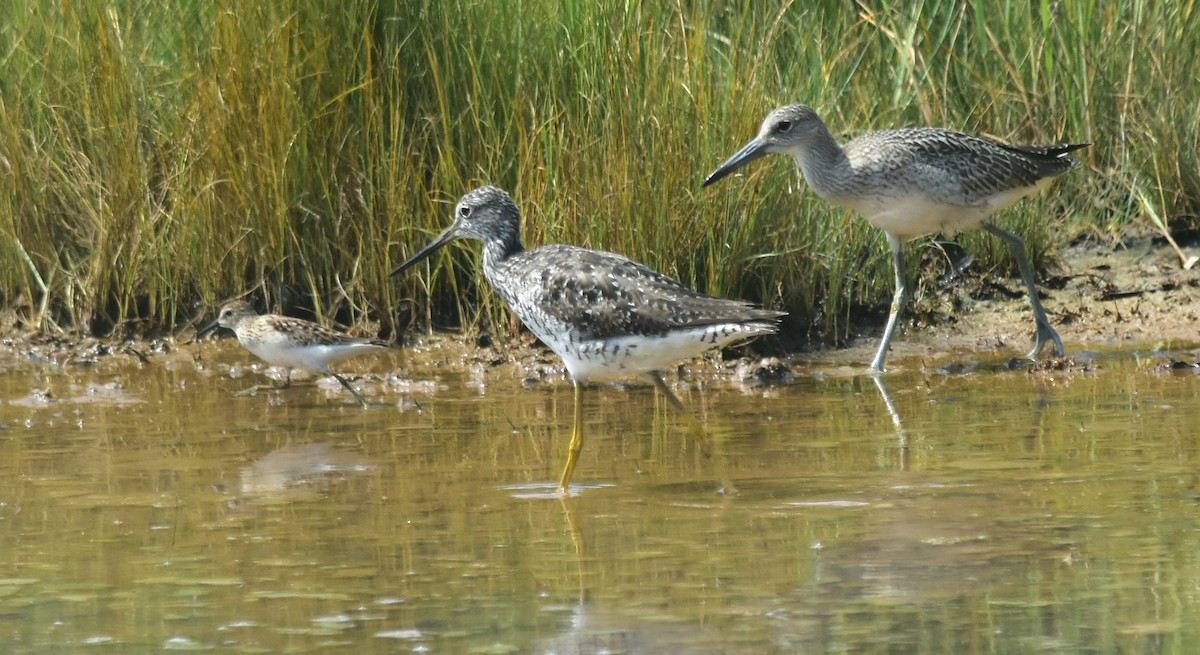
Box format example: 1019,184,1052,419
881,234,1200,362
2,236,1197,380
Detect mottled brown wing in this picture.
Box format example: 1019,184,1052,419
265,316,385,348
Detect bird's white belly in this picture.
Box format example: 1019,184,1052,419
241,339,375,372
844,181,1046,240
552,333,705,382
851,196,990,239
242,340,320,370
533,326,767,383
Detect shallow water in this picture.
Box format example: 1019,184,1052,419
2,339,1200,653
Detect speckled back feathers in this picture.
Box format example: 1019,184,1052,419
489,244,782,342
842,126,1086,201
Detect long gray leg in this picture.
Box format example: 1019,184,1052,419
329,371,379,409
981,223,1064,359
869,232,907,373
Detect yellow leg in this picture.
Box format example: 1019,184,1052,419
558,381,586,494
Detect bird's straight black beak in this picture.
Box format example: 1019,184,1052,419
703,137,769,187
391,224,461,277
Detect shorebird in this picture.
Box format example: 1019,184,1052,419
391,186,783,494
703,103,1088,372
197,300,388,408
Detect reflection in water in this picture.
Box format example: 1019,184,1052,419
1,342,1199,653
871,374,904,434
235,442,376,498
532,599,727,655
871,374,909,471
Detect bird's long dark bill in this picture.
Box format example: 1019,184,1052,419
196,318,221,339
703,137,769,187
390,225,460,277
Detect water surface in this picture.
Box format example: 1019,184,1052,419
1,339,1199,653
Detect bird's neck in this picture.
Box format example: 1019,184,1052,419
482,234,526,271
793,131,851,198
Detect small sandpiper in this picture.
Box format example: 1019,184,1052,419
391,185,784,494
198,299,389,408
704,103,1088,372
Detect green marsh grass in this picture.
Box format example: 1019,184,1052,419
1,1,1196,346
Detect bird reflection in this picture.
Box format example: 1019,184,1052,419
233,442,375,499
871,375,910,471
530,495,725,655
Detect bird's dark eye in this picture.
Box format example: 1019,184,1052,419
458,205,472,219
776,120,793,133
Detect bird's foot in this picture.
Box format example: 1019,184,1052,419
1028,321,1065,360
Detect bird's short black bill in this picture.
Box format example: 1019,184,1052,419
196,317,222,339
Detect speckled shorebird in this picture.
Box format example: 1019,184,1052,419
197,300,388,408
391,185,784,494
704,103,1088,372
